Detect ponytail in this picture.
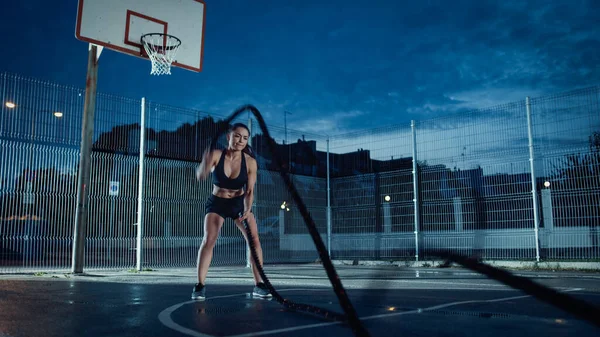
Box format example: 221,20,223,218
242,144,255,159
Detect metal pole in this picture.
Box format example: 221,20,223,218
411,120,420,261
246,117,252,268
326,138,332,257
526,97,541,262
136,97,147,270
284,111,292,170
71,44,99,273
284,111,290,144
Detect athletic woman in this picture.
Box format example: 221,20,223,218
192,123,271,300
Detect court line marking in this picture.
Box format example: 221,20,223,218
235,278,564,290
158,289,331,337
159,288,583,337
226,288,584,337
158,293,247,337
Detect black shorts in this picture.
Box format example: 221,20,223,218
205,194,245,220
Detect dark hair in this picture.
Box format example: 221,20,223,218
230,122,250,134
229,123,255,158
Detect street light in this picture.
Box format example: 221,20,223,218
5,101,16,109
53,111,64,118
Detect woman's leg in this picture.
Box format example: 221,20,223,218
235,213,264,284
197,213,224,284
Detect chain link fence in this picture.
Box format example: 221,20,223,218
1,72,598,272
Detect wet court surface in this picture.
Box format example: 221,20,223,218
0,265,599,337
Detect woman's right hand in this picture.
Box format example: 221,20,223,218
196,149,214,181
196,165,205,181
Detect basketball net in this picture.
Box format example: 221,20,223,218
141,33,182,75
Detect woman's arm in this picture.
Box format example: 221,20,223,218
196,149,219,181
240,154,257,221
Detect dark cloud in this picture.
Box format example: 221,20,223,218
0,0,597,134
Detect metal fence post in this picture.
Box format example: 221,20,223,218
326,137,332,257
247,117,252,268
71,44,99,274
136,97,147,270
411,120,420,261
526,96,541,262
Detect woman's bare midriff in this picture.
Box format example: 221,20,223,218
212,185,245,198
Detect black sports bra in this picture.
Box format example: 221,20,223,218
211,151,248,190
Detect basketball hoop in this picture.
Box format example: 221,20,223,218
141,33,182,75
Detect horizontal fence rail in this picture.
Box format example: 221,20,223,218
1,72,599,272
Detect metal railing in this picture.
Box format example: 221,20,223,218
1,72,598,272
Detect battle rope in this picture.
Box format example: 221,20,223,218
240,212,345,322
434,251,600,328
208,104,370,337
208,103,600,335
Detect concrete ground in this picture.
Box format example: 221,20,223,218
0,264,599,337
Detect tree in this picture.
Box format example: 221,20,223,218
551,131,600,230
553,131,600,189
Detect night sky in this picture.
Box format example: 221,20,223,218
2,0,599,135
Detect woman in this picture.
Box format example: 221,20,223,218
192,123,271,300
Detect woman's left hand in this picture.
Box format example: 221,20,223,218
239,210,251,222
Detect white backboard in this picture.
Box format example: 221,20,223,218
75,0,205,72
